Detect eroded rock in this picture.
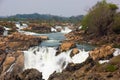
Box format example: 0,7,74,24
89,45,115,60
70,48,79,57
59,41,76,52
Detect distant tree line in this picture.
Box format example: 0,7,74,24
0,13,83,25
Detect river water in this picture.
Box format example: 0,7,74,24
23,28,95,80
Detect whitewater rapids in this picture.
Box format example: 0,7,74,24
24,46,89,80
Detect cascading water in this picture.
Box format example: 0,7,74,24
61,27,72,33
23,27,92,80
24,46,89,80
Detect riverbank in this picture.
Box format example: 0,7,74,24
48,29,120,80
0,28,120,80
0,32,44,80
65,30,120,48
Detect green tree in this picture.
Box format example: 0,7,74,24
81,0,118,36
112,13,120,34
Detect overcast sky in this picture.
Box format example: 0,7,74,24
0,0,119,17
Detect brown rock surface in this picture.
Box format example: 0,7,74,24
70,48,79,57
0,32,42,51
39,36,49,40
59,41,76,52
0,26,5,35
89,45,115,60
0,32,42,80
65,30,84,41
2,56,15,73
17,69,43,80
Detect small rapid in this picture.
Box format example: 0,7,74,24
24,46,89,80
23,26,94,80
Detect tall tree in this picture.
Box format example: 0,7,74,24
81,0,118,36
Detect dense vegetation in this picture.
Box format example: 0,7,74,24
0,13,83,26
81,0,120,37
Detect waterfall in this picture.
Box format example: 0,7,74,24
51,27,57,32
61,27,72,33
3,30,8,36
24,46,89,80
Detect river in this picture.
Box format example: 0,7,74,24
21,28,95,80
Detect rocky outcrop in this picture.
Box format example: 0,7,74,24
2,69,43,80
39,36,49,40
23,24,51,33
17,69,43,80
70,48,79,57
65,29,120,47
49,53,120,80
65,30,84,42
89,45,115,60
0,32,41,50
59,41,76,52
0,26,5,35
0,32,42,80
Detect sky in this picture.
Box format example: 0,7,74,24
0,0,120,17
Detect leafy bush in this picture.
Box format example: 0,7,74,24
81,0,118,36
112,13,120,34
105,64,117,72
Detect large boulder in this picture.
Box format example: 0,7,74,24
2,56,15,73
70,48,79,57
4,32,41,50
0,32,43,80
89,45,115,60
59,41,76,52
17,69,43,80
65,30,84,41
0,51,24,80
0,42,6,50
2,69,43,80
39,36,49,40
23,24,51,33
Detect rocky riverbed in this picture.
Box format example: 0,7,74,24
65,30,120,47
0,32,44,80
0,27,120,80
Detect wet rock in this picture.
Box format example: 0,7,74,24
0,42,8,51
0,32,42,79
23,24,51,33
0,26,5,35
56,28,61,32
48,71,71,80
70,48,79,57
2,56,15,73
89,45,115,60
4,32,41,50
17,69,43,80
39,36,49,40
65,30,84,41
12,52,24,73
59,41,76,52
2,68,43,80
0,50,6,73
65,63,82,72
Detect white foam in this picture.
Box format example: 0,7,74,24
61,27,72,33
18,30,39,35
113,48,120,56
24,47,89,80
51,27,57,32
72,49,89,63
99,60,109,64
